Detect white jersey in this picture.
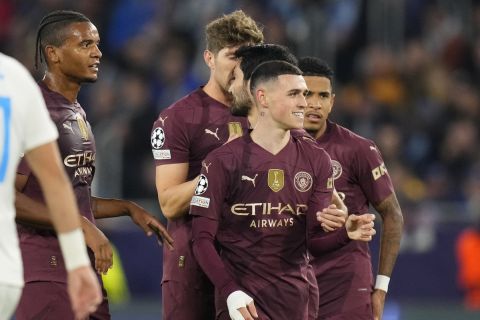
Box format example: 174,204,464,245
0,53,58,287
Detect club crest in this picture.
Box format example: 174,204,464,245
294,171,313,192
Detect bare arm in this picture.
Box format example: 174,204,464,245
371,192,403,320
155,163,200,220
374,192,403,278
91,197,174,249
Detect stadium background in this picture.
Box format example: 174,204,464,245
2,0,480,319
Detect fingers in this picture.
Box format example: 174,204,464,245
148,222,174,250
246,301,258,318
95,243,113,274
69,266,102,319
238,307,255,320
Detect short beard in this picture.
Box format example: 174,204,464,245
230,101,250,117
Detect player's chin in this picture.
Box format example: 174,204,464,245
303,123,319,132
83,75,98,83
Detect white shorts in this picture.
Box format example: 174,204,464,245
0,284,22,320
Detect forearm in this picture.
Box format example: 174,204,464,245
91,197,131,219
158,177,199,220
192,216,240,300
376,194,404,277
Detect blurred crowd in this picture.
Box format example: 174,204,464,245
2,0,480,252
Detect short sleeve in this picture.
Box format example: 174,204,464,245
354,141,394,205
189,151,229,221
151,108,190,165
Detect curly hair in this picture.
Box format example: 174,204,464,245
205,10,264,53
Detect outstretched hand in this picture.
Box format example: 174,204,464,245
128,202,174,250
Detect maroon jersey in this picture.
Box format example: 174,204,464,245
151,87,249,285
190,134,335,320
17,82,96,283
313,120,394,316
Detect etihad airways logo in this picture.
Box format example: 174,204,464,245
231,202,307,216
64,151,95,167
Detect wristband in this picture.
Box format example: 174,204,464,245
374,275,390,292
58,228,90,271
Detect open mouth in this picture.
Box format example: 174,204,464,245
305,113,322,121
292,111,304,119
88,63,100,71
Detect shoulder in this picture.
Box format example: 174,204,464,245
332,123,378,154
207,138,244,167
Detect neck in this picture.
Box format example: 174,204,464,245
247,106,258,129
251,117,291,155
313,120,328,139
203,77,231,106
43,72,81,103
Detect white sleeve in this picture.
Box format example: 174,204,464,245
12,58,58,152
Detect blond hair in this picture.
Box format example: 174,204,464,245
205,10,264,53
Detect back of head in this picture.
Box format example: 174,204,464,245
35,10,90,69
250,60,302,94
235,44,298,81
205,10,264,54
298,56,334,87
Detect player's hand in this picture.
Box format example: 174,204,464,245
67,265,102,320
372,289,386,320
346,213,376,241
227,290,258,320
127,202,174,250
81,217,113,274
316,204,347,232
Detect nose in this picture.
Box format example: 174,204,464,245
306,98,321,109
92,44,102,59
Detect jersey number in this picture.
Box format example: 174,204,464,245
0,97,11,183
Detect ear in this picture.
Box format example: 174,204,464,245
44,45,60,64
331,93,336,110
203,50,215,69
256,88,268,109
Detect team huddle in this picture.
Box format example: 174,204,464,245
0,7,403,320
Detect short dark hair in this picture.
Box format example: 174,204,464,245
35,10,90,69
298,56,335,88
250,60,302,93
235,44,298,81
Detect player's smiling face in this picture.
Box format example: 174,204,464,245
303,76,335,135
267,74,307,130
55,22,102,83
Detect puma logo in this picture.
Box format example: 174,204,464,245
241,174,258,187
370,146,377,151
159,116,168,126
205,128,220,140
202,161,212,173
63,121,74,134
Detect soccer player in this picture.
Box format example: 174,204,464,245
299,57,404,320
228,43,348,320
190,60,376,320
13,10,172,319
151,10,264,319
0,52,101,319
